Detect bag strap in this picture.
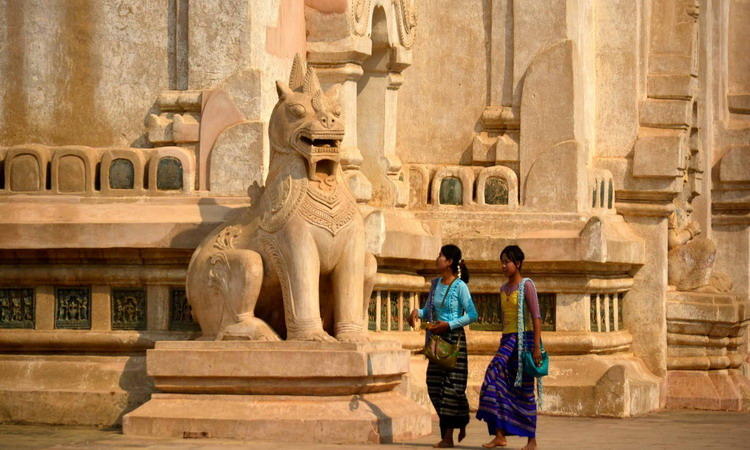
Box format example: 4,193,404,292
432,277,457,319
425,278,439,323
513,278,541,386
514,278,546,390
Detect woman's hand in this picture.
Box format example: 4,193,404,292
533,347,543,366
428,321,451,335
408,309,419,328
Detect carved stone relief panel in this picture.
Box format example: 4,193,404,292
169,288,199,331
111,288,147,330
55,287,91,329
439,177,463,205
0,288,34,329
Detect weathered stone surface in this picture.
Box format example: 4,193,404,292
0,354,151,426
668,237,717,291
0,0,749,428
124,391,430,444
124,339,430,443
208,121,264,195
719,146,750,183
145,340,409,395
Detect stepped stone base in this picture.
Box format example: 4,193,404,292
0,354,150,426
124,391,430,444
122,340,431,444
666,370,750,411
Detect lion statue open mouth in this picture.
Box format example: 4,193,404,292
186,55,376,343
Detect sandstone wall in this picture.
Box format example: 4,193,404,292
395,0,489,165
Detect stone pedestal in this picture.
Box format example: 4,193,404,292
122,340,431,444
665,290,750,410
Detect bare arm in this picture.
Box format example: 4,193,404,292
525,280,543,364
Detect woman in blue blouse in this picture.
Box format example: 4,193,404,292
408,244,478,448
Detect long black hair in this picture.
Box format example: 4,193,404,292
441,244,470,283
500,245,525,272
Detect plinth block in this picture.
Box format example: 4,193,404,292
146,340,410,395
123,392,431,444
123,340,432,443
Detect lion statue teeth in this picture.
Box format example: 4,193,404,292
186,54,377,343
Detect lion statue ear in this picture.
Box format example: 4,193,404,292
289,53,305,91
276,81,293,100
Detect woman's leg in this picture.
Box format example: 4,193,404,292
521,437,537,450
482,424,507,448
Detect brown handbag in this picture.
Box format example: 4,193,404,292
423,278,460,369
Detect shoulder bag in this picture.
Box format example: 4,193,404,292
423,278,461,370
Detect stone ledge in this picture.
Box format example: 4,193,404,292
148,340,411,395
371,330,633,355
666,370,750,411
0,197,249,249
0,330,198,353
0,354,151,426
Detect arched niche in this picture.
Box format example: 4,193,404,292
101,149,145,194
4,147,48,193
431,167,475,207
146,147,195,195
408,165,431,208
5,146,49,193
51,147,95,194
475,166,519,207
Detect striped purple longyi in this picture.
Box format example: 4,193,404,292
476,332,537,438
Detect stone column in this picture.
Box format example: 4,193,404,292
620,209,671,381
314,61,373,202
147,285,170,331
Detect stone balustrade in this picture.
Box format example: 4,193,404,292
0,145,195,195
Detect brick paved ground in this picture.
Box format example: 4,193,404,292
0,411,748,449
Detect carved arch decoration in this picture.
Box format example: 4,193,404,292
146,147,195,195
431,166,475,207
51,147,97,194
475,166,519,208
101,149,146,195
350,0,417,49
4,146,49,193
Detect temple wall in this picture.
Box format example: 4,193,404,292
0,0,747,427
0,0,170,147
395,0,489,165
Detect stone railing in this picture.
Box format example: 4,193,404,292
367,282,557,332
588,168,616,213
368,289,424,332
590,292,623,332
408,164,519,209
0,144,195,195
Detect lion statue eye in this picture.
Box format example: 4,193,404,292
288,104,306,118
332,106,342,117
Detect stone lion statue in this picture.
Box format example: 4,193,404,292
668,199,732,293
186,55,377,343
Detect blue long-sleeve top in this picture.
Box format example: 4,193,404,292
418,277,478,330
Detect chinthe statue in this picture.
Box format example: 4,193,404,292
186,55,377,343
